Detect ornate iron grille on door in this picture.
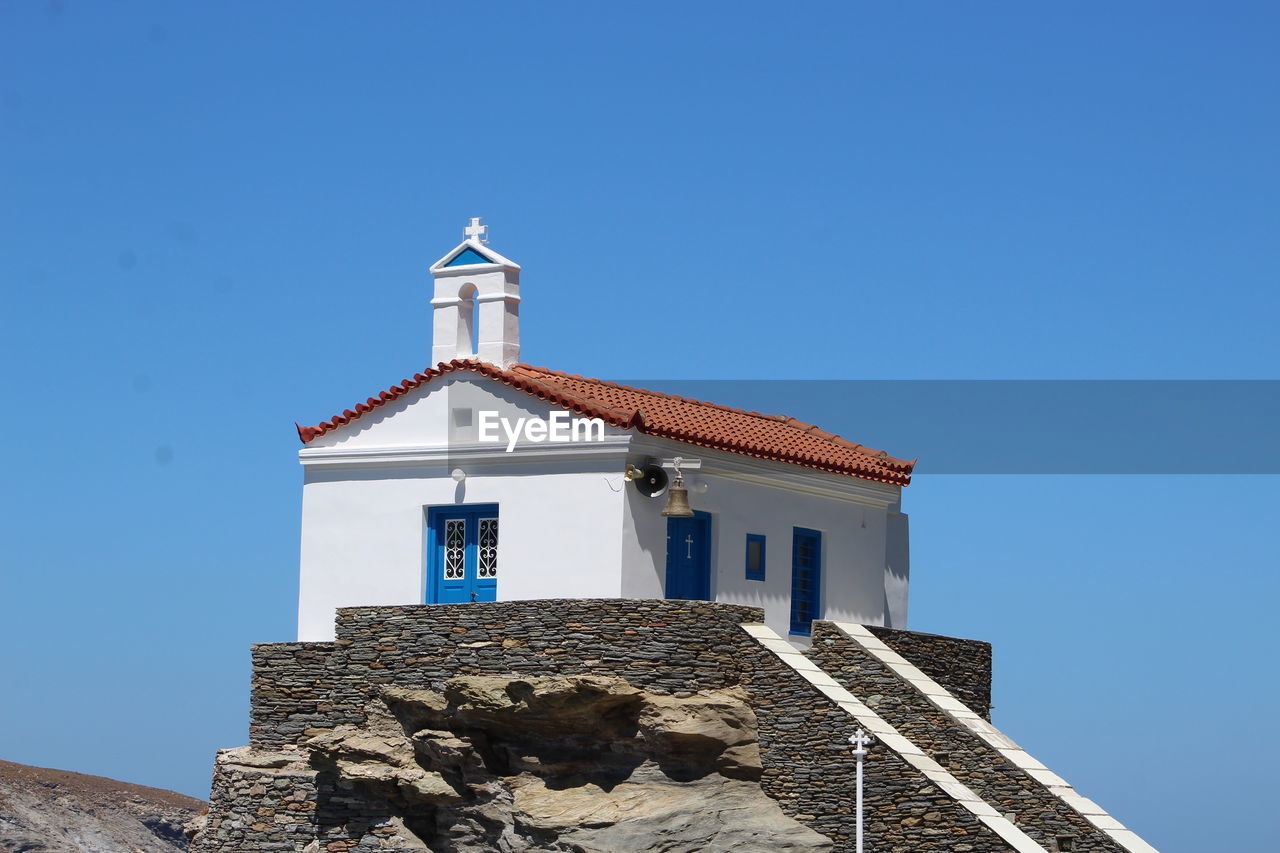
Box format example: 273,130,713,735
444,518,466,579
478,518,499,578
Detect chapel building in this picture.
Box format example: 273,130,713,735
295,219,915,642
192,218,1161,853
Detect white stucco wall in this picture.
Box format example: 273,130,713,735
297,375,631,641
298,463,628,640
621,440,909,638
297,373,910,642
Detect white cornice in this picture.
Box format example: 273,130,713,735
299,435,632,468
431,292,521,307
431,263,513,277
300,431,901,508
627,436,901,508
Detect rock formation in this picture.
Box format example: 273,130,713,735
0,758,206,852
192,674,832,852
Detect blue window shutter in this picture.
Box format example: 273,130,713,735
745,534,766,581
790,527,822,635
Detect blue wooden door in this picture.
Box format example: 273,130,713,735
665,511,712,600
427,505,499,604
790,527,822,635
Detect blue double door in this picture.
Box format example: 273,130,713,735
427,505,499,604
665,511,712,600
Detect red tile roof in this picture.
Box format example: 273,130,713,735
298,360,915,486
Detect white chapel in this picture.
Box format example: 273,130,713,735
295,219,915,642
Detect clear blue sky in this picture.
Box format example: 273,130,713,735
2,3,1277,851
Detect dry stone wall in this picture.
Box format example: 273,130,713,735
808,623,1120,853
868,625,993,721
199,599,1017,853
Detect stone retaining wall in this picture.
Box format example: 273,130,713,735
251,599,762,747
201,599,1014,852
809,622,1118,853
868,625,993,720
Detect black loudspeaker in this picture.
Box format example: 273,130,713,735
632,464,669,498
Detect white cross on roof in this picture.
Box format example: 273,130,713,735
464,217,488,243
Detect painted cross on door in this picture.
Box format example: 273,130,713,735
428,505,499,604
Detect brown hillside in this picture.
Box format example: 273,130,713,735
0,758,206,852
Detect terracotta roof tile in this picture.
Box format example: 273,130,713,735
298,360,914,486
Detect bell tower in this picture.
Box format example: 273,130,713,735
428,217,521,367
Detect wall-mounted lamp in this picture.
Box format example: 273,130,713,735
451,468,466,483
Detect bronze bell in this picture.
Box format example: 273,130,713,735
661,472,695,517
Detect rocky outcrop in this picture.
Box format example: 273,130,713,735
0,758,206,852
192,674,831,852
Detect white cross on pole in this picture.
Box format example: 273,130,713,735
850,728,874,853
463,217,488,243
